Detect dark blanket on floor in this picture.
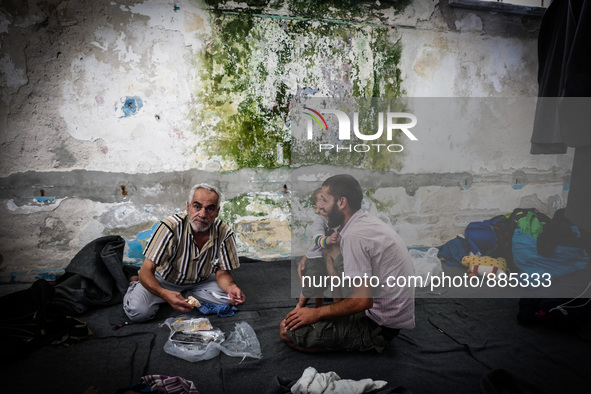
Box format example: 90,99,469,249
3,259,591,394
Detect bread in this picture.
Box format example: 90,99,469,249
191,320,212,331
187,296,201,307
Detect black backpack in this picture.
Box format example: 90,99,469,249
489,208,552,272
0,279,90,363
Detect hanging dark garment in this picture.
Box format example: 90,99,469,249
531,0,569,154
531,0,591,234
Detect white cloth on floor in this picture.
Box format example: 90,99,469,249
291,366,388,394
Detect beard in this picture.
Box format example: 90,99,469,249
327,203,344,228
189,217,212,233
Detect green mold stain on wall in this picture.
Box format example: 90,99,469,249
194,1,406,171
194,14,291,170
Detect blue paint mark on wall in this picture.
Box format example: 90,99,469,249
34,197,55,203
125,222,159,265
298,87,320,96
117,96,143,118
32,269,64,282
0,269,64,284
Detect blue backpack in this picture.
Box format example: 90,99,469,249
464,220,498,256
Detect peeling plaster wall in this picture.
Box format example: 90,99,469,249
0,0,572,282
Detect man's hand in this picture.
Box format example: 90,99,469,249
284,288,373,331
216,270,245,306
140,259,196,312
226,284,246,305
283,306,320,331
162,291,194,312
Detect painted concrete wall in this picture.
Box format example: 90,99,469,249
0,0,572,282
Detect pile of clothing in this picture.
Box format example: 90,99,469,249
437,208,590,278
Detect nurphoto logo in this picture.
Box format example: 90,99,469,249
303,106,418,153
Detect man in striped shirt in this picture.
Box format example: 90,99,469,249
123,183,245,322
280,174,415,352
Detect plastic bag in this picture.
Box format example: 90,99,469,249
163,318,262,362
409,247,443,287
220,321,262,360
163,317,225,362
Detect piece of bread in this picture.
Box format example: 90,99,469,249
191,320,212,331
187,296,201,307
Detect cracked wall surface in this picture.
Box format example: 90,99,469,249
0,0,572,282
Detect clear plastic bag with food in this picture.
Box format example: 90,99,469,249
163,316,225,362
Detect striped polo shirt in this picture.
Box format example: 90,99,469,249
143,213,240,285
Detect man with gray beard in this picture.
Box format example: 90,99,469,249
123,183,245,322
